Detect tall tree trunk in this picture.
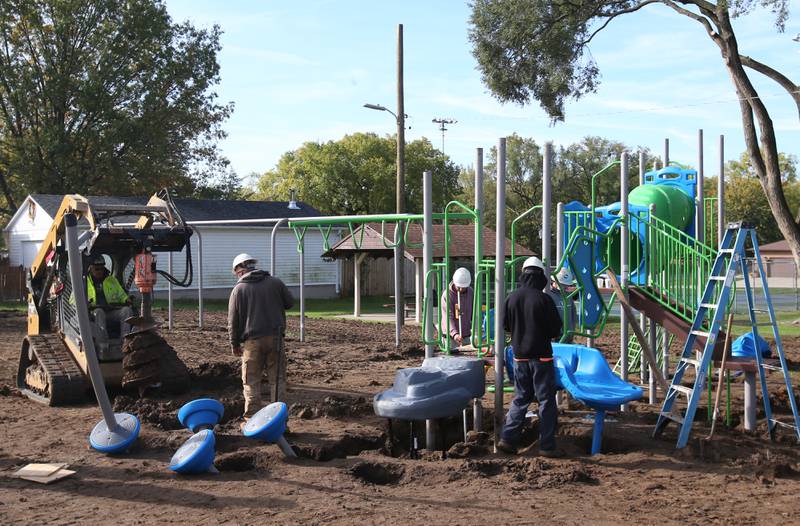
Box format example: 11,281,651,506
0,169,17,218
715,10,800,271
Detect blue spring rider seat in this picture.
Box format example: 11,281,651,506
169,429,217,474
242,402,296,457
178,398,225,432
553,343,643,455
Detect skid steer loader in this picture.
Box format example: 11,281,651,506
18,189,194,405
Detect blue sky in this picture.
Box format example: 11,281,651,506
165,1,800,185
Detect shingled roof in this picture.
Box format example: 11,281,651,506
322,222,535,261
29,194,322,223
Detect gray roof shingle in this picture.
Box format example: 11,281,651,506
31,194,322,223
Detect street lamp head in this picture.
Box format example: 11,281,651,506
363,103,387,112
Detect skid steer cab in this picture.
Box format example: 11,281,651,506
19,189,194,405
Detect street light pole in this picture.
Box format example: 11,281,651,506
362,24,406,341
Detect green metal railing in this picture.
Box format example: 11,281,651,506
643,213,717,323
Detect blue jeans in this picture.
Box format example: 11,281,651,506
501,359,558,451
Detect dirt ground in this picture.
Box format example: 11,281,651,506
2,309,800,525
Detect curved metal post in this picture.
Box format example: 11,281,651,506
196,228,204,329
271,218,288,276
64,213,117,430
299,236,305,342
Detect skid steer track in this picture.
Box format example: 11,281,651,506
17,335,86,406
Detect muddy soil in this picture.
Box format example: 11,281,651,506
1,309,800,525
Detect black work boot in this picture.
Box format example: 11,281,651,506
496,439,518,455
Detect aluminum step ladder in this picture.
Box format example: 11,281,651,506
653,222,800,448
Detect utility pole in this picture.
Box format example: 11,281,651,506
432,117,457,154
396,23,405,330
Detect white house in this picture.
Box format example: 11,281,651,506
3,194,340,299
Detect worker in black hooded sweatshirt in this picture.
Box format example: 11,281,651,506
497,256,564,457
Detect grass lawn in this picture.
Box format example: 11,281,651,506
147,295,395,319
0,300,25,312
7,295,800,338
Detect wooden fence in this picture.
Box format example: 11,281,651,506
0,265,25,301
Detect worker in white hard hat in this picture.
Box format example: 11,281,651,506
546,267,578,343
498,255,564,457
440,267,474,351
228,253,294,424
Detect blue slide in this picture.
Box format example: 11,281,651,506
552,343,643,455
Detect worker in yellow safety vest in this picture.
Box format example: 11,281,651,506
86,256,134,358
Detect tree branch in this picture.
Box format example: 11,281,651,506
740,54,800,119
582,0,662,45
661,0,721,44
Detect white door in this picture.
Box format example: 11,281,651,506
21,240,42,269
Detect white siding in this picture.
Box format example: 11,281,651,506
5,197,54,267
151,226,337,290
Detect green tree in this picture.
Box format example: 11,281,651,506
462,134,649,254
469,0,800,268
255,132,462,215
705,151,799,244
0,0,235,218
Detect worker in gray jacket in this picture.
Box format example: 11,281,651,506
440,267,474,350
228,253,294,420
545,267,577,343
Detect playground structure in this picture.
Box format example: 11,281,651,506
156,131,799,454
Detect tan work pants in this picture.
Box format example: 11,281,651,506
241,333,287,417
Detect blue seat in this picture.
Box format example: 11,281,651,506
552,343,643,454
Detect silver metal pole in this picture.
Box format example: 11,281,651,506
542,142,553,274
271,218,288,276
300,236,305,342
555,202,564,265
423,170,434,358
639,151,646,185
718,135,725,248
648,203,657,402
474,149,484,432
394,231,402,348
744,371,757,431
648,317,657,404
423,170,436,449
64,213,117,429
638,150,646,382
493,137,507,452
661,327,669,381
196,229,204,329
167,252,173,331
664,138,670,167
620,152,629,410
696,129,705,244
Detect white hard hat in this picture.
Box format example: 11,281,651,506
453,267,471,288
522,256,544,271
555,267,575,285
232,253,257,272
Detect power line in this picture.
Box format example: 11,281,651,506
454,89,798,122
